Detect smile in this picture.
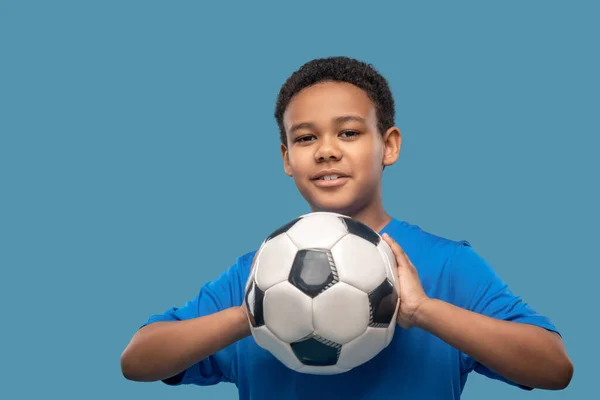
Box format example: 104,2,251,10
312,176,349,188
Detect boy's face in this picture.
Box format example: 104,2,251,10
281,81,400,216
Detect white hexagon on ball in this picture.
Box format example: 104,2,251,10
331,234,387,293
377,241,398,284
254,233,298,291
337,327,388,370
312,282,370,344
263,281,314,343
286,213,348,250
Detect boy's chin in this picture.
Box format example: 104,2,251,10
309,200,357,217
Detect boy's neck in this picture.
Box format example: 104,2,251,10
349,206,393,234
313,203,392,234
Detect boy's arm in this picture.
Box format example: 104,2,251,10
382,234,574,391
414,299,572,390
121,251,258,384
121,306,250,382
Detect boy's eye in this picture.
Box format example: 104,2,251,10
340,130,359,138
295,135,315,143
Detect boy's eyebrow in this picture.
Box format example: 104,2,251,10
334,115,366,124
289,115,367,135
289,122,315,135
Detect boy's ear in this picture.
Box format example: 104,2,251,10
280,144,293,177
382,127,402,167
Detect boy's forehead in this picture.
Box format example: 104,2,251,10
283,81,377,130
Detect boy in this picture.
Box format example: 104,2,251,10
120,57,573,399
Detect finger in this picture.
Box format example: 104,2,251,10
382,234,417,275
382,233,408,261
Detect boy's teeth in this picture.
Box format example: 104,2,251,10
321,175,340,180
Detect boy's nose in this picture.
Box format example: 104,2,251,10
314,137,342,162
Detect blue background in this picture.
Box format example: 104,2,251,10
1,1,597,399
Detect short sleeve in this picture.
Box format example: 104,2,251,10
448,242,560,390
140,253,253,386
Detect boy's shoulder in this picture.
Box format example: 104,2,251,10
387,218,488,287
388,217,471,257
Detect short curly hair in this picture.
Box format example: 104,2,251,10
274,56,395,146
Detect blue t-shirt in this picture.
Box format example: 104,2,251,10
142,218,559,399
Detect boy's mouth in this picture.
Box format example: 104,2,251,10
313,176,349,188
317,174,343,181
311,169,350,181
311,171,350,188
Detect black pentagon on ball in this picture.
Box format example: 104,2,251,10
340,217,380,246
288,249,338,298
291,335,341,366
244,280,265,327
264,218,301,242
368,279,398,327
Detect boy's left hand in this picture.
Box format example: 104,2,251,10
382,233,430,329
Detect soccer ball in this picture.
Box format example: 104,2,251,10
244,212,400,375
